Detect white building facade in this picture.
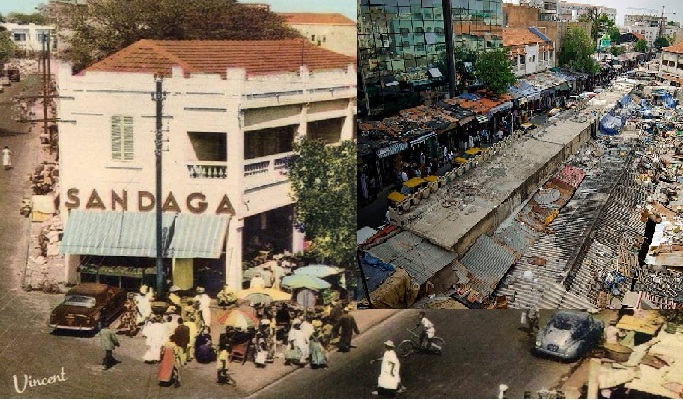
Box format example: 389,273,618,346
660,43,683,85
56,39,356,293
1,22,57,53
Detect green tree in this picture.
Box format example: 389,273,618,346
287,139,356,268
453,46,477,89
608,26,621,45
559,26,600,74
63,0,301,72
654,37,670,50
0,30,16,66
579,9,614,43
6,12,49,25
634,39,648,53
473,48,516,95
610,45,625,56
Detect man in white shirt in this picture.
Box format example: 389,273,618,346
417,311,435,351
371,340,405,395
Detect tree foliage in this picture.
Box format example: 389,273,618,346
62,0,302,72
0,30,17,66
473,48,516,95
608,26,621,45
579,9,614,43
610,45,625,56
287,139,356,268
6,12,50,25
453,46,478,89
634,39,648,53
560,26,599,74
654,37,670,50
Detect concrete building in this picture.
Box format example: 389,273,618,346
280,13,356,57
558,1,616,22
660,42,683,85
358,0,504,116
624,14,667,47
56,39,356,292
0,22,57,53
504,27,555,77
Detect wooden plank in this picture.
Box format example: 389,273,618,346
616,315,662,335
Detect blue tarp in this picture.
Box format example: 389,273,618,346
459,92,479,101
618,94,631,106
600,112,625,136
355,253,395,301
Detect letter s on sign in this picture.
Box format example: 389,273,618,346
65,188,80,209
187,193,208,214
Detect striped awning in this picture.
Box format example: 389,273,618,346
61,210,229,259
476,115,489,124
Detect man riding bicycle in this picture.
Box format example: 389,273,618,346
416,312,435,351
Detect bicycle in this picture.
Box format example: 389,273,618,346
397,328,444,357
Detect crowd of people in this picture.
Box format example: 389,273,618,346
101,283,362,389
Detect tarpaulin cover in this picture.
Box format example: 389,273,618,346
600,112,625,136
356,252,396,301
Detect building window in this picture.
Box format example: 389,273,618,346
111,115,134,161
311,35,315,41
13,33,27,42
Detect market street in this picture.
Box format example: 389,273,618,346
253,310,578,399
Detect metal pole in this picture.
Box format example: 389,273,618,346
154,76,164,297
356,250,373,308
443,0,457,99
43,37,48,141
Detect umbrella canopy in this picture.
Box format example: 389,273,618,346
217,309,259,329
244,293,272,306
294,264,341,278
281,274,331,290
236,288,292,302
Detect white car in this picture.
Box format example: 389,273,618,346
0,76,10,87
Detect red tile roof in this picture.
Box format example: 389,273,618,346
664,42,683,54
633,32,646,41
503,28,548,47
280,13,356,26
84,39,355,78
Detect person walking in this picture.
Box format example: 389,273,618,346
2,146,12,170
142,316,166,363
334,307,359,352
194,287,212,328
370,340,405,395
309,330,328,369
173,318,191,365
158,336,182,388
525,307,540,336
100,323,120,370
183,317,199,362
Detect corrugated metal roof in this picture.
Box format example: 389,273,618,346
460,235,516,287
367,231,457,285
61,210,229,258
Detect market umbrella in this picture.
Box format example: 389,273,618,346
281,274,331,290
217,309,259,329
236,288,292,302
293,264,341,278
244,293,272,306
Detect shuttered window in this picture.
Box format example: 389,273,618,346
111,115,134,161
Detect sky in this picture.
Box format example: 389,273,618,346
0,0,356,21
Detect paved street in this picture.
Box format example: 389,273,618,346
253,310,578,399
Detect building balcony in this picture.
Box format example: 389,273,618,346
243,152,297,191
186,161,228,179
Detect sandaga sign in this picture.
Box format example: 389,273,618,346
65,189,235,215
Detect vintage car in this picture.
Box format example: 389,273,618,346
534,310,604,360
49,283,126,332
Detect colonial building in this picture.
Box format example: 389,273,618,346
280,13,356,57
504,27,555,77
56,39,356,293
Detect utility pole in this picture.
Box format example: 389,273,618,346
42,35,50,142
442,0,457,98
153,76,165,297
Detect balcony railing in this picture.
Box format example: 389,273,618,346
186,161,228,179
243,152,297,189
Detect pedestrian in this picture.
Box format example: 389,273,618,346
167,286,182,314
134,287,152,325
173,318,191,365
117,293,139,336
370,340,405,396
285,319,308,366
216,342,235,385
360,170,369,200
158,336,182,388
498,384,509,399
195,327,216,364
369,175,377,199
183,317,198,362
2,146,12,170
525,307,540,336
497,128,504,142
309,330,328,369
333,307,359,352
164,314,177,341
194,287,212,327
142,316,166,363
100,323,120,370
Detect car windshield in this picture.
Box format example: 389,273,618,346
551,314,584,331
63,295,96,308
